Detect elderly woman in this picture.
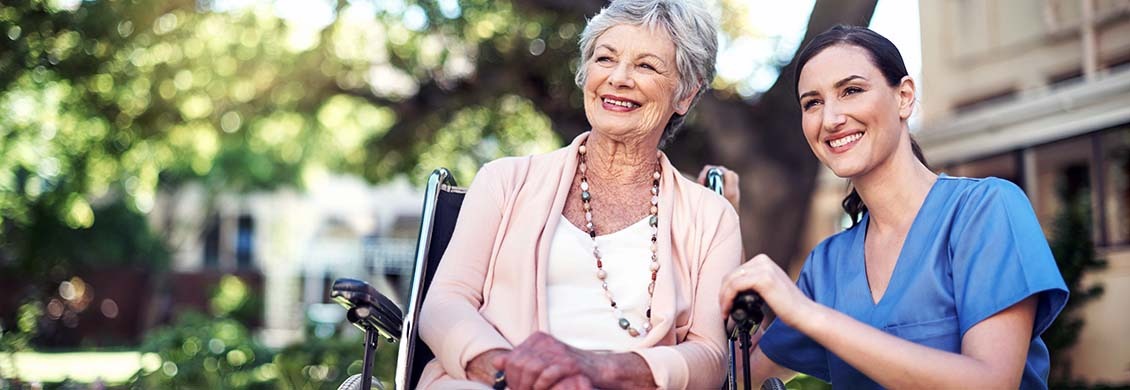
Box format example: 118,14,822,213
417,0,739,389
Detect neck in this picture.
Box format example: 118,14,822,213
584,131,661,186
853,140,937,233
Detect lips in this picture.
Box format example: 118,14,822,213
826,132,863,151
601,95,641,111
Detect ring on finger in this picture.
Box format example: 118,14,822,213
493,370,507,390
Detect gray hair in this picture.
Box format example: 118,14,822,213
574,0,719,147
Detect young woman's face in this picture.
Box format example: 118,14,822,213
796,44,914,179
582,24,696,143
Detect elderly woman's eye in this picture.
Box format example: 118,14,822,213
639,63,657,71
596,56,613,63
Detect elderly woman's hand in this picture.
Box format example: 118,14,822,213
719,254,815,327
467,349,512,386
491,332,595,390
696,165,741,212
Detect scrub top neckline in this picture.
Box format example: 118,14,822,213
855,173,947,307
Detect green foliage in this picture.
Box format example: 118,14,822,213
1044,165,1107,384
0,301,41,379
0,0,779,265
208,274,263,327
128,272,266,389
415,94,560,185
1,198,169,282
0,0,570,366
130,312,275,389
786,374,833,390
273,335,398,390
0,0,564,282
131,274,395,389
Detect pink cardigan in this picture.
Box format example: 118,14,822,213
418,133,742,389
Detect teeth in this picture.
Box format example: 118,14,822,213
829,133,862,148
603,98,638,108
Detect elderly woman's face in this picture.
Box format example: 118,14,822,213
582,24,692,144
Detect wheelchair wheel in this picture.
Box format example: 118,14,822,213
761,377,787,390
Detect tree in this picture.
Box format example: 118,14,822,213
354,0,881,266
0,0,880,335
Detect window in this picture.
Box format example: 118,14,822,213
321,273,333,304
947,152,1023,188
952,0,992,57
952,88,1019,114
236,215,255,268
1043,0,1083,31
939,128,1130,249
1102,126,1130,246
203,217,220,268
1033,135,1095,241
1048,68,1085,90
1096,0,1130,18
997,0,1046,47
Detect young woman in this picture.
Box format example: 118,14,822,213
718,25,1068,389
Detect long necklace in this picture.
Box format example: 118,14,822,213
576,142,661,338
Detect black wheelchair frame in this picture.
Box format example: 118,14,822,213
330,168,463,390
331,167,782,389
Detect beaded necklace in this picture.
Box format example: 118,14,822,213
576,142,660,337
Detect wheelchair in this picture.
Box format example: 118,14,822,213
330,168,783,390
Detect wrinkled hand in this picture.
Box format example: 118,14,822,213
492,332,595,390
467,349,511,386
696,165,741,212
719,254,814,327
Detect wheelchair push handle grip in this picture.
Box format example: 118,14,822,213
706,167,726,196
330,277,404,338
730,290,764,327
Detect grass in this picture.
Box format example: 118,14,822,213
0,351,159,384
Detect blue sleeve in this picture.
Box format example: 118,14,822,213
951,178,1069,338
759,251,830,382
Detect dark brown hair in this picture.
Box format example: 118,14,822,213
794,25,929,227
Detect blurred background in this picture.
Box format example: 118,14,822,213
0,0,1128,388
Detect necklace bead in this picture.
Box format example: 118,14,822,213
577,141,661,338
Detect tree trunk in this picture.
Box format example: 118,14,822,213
669,0,879,268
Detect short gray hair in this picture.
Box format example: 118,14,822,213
575,0,719,147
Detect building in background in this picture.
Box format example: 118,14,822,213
802,0,1130,384
150,175,423,348
916,0,1130,383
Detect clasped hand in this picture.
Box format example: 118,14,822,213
470,332,595,390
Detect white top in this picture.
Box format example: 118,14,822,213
546,215,654,352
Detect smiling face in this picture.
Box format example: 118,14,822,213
582,24,696,145
796,44,915,179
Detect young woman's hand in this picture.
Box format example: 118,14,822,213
719,254,815,327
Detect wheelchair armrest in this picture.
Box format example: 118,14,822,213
331,278,404,339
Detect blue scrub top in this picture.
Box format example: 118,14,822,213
759,175,1069,389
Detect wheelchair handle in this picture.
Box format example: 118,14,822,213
706,167,725,196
